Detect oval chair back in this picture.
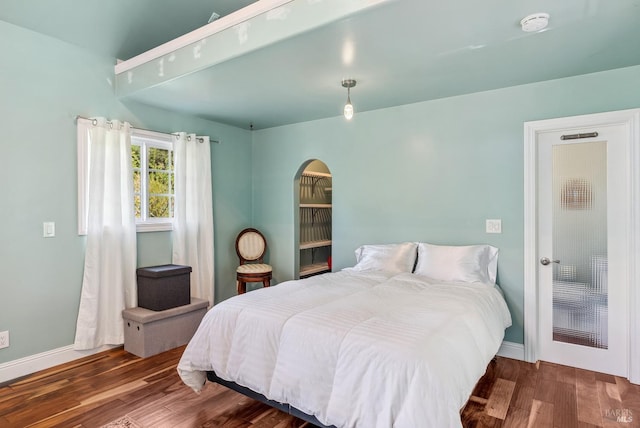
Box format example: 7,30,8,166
235,228,272,294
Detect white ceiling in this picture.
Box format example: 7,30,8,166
2,0,640,129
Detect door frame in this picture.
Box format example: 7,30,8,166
523,108,640,384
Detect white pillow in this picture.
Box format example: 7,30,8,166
414,243,499,283
352,242,418,274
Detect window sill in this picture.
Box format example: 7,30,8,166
136,221,173,233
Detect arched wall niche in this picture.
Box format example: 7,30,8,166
293,159,332,279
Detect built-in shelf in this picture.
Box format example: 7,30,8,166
302,171,331,178
299,165,332,279
300,263,331,277
300,203,332,208
300,240,332,250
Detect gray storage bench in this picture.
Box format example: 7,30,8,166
122,297,208,358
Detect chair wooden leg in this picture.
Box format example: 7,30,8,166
263,278,270,288
237,280,246,294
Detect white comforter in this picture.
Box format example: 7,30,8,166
177,270,512,428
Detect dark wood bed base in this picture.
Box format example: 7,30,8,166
206,371,337,428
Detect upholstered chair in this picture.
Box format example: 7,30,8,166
235,228,272,294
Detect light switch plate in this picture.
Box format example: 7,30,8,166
486,219,502,234
43,222,55,238
0,331,8,349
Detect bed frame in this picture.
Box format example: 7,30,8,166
207,357,498,427
206,371,337,428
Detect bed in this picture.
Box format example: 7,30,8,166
178,242,512,427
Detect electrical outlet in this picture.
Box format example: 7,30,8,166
486,219,502,234
0,331,9,349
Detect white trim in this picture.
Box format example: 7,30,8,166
523,108,640,384
132,133,176,229
0,345,116,385
0,340,525,386
523,123,538,363
136,221,173,233
497,341,525,361
132,128,174,144
115,0,294,74
628,109,640,384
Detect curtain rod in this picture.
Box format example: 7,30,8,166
74,115,220,144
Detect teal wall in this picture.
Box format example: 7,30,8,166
2,14,640,365
251,65,640,344
0,21,252,364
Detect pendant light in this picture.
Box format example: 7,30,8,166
342,79,356,120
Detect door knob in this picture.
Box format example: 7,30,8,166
540,257,560,266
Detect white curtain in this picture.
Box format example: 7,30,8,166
172,133,215,305
74,118,137,350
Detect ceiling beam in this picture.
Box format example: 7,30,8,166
115,0,393,98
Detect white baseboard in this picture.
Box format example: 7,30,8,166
497,340,525,360
0,340,525,385
0,344,117,385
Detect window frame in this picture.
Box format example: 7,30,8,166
132,129,175,233
77,120,175,235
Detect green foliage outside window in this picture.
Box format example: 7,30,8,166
132,145,142,218
148,147,173,218
132,143,174,220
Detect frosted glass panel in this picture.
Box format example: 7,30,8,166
552,142,608,349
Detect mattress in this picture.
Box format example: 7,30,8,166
177,269,512,427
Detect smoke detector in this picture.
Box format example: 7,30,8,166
520,13,550,32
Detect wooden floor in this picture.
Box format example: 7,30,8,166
0,346,638,428
462,358,639,428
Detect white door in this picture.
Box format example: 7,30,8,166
537,124,628,376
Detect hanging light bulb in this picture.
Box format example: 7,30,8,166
342,79,356,120
344,98,354,120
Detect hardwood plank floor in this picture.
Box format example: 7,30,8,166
0,347,638,427
462,359,640,428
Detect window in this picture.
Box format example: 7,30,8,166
132,130,175,232
77,120,176,234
